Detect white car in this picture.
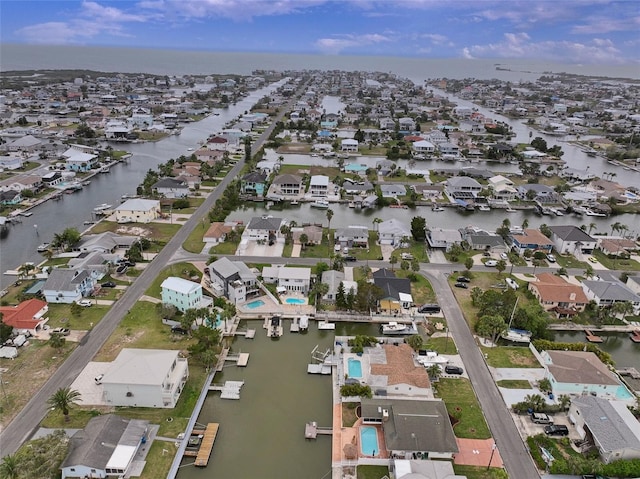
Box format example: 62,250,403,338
77,299,92,307
505,278,519,290
546,254,556,263
500,252,508,260
484,260,498,267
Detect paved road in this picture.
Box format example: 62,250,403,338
0,78,304,457
422,269,540,479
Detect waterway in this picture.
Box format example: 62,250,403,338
552,331,639,369
177,320,333,479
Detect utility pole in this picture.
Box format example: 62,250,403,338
487,442,497,470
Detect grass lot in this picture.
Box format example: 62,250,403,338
146,263,202,299
481,346,540,368
496,379,532,388
393,241,429,263
40,256,72,268
357,465,390,479
395,270,436,304
300,230,333,258
423,335,458,354
282,241,293,257
342,402,359,427
434,378,491,439
349,232,383,260
210,241,240,255
593,249,640,271
88,221,182,244
453,465,508,479
171,196,205,214
554,253,588,270
46,303,111,329
182,218,210,253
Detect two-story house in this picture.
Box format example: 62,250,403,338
261,265,311,294
335,226,369,248
241,171,268,197
43,269,96,303
378,219,411,246
549,225,596,255
445,176,482,199
160,277,210,312
207,257,258,304
510,229,554,254
528,273,589,318
152,177,189,199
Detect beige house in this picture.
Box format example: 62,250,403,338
528,273,588,318
114,199,161,224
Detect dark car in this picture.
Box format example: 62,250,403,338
418,304,441,314
171,326,189,335
454,282,468,289
101,281,116,288
456,276,471,283
344,255,357,262
115,265,128,274
544,424,569,436
445,365,464,375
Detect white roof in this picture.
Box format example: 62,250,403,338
65,152,97,163
106,445,137,470
413,140,435,148
104,349,180,386
115,198,160,212
398,292,413,303
342,139,359,145
310,175,329,186
161,276,201,295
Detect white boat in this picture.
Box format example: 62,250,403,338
505,208,516,213
37,242,50,252
310,200,330,209
20,212,33,217
501,328,532,344
584,208,606,217
93,203,113,214
417,353,449,366
299,315,309,331
381,321,418,336
318,321,335,330
290,200,299,205
432,205,444,212
477,205,491,211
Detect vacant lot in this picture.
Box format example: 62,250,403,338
482,346,540,368
434,378,491,439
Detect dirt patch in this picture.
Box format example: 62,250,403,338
98,330,145,361
116,226,151,236
507,350,538,367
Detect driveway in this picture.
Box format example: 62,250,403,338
69,361,111,406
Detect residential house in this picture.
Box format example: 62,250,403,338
549,225,596,255
438,142,459,156
569,396,640,464
510,229,554,254
487,175,517,200
63,150,98,172
597,237,638,257
528,273,589,318
207,136,229,150
342,179,373,195
379,118,396,130
270,174,304,197
241,216,284,242
41,171,64,187
261,265,311,294
101,348,189,408
341,139,359,152
60,415,149,479
378,219,411,246
74,232,139,254
335,226,369,248
398,117,416,131
0,299,48,334
361,397,458,458
152,177,189,198
0,190,21,205
426,228,462,252
207,257,258,304
114,199,161,224
43,269,96,304
463,230,507,253
412,140,436,153
373,269,413,311
427,130,448,144
517,184,558,203
0,156,23,170
540,350,634,401
309,175,330,197
581,279,640,314
104,120,131,140
292,225,323,246
0,175,42,193
160,277,210,312
625,275,640,295
445,176,482,199
203,222,234,247
392,460,466,479
4,134,41,153
411,184,444,200
322,270,348,301
379,184,407,198
241,171,268,197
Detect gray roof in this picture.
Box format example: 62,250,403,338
379,184,407,195
152,177,188,189
61,414,148,470
374,276,412,300
210,257,240,279
446,176,481,188
321,270,345,295
336,227,369,239
272,174,302,185
546,350,619,386
517,183,554,193
246,216,283,231
361,398,458,454
549,225,595,242
582,280,640,302
242,171,267,183
572,396,640,453
467,234,505,248
378,218,410,236
43,269,90,292
78,231,139,252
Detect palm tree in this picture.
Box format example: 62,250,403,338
372,217,382,232
48,332,66,353
48,387,81,422
326,208,334,231
17,263,35,279
389,255,398,271
521,218,529,229
588,222,597,235
610,221,622,236
0,454,19,479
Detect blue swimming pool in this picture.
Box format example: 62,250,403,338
285,298,305,305
360,426,379,456
348,358,362,378
246,300,265,309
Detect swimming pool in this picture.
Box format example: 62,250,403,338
246,300,265,309
285,298,305,305
360,426,379,456
348,358,362,378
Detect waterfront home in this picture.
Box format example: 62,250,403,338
437,142,459,156
207,257,258,304
74,232,139,254
242,216,284,242
378,218,411,246
63,150,98,172
516,184,558,203
412,139,436,153
487,175,517,201
379,184,407,198
195,148,224,163
427,130,448,144
597,237,637,256
528,273,588,318
509,229,554,255
129,107,154,129
462,230,507,253
540,350,634,402
160,277,210,313
548,225,596,255
361,397,458,458
43,269,96,304
445,176,482,199
104,120,131,140
309,175,330,197
426,228,462,252
0,190,21,205
373,269,413,311
0,156,23,170
152,177,189,198
241,171,268,197
261,265,311,294
60,415,149,479
342,179,373,195
114,199,161,224
0,174,42,193
3,134,41,153
569,396,640,464
411,184,443,200
207,136,229,150
0,298,48,334
581,279,640,314
322,270,344,301
292,225,323,246
101,349,189,408
203,222,234,247
269,174,304,198
335,226,369,248
341,138,359,152
41,171,64,187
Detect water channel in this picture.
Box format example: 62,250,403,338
552,331,639,369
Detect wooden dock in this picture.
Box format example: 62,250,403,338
194,423,219,467
304,421,333,439
585,330,603,343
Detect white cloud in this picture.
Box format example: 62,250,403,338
462,32,626,64
17,22,80,45
154,0,326,21
315,33,393,54
571,16,640,34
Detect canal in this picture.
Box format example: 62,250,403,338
552,331,639,369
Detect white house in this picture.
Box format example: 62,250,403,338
309,175,330,197
161,277,209,312
241,216,284,242
261,265,311,294
412,140,435,153
0,156,23,170
548,225,596,255
43,269,96,304
341,139,359,152
114,199,161,224
379,184,407,198
101,349,189,408
152,177,189,198
378,219,411,246
426,228,462,251
487,175,517,200
207,257,258,304
445,176,482,199
581,279,640,314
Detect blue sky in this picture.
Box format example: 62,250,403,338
1,1,638,64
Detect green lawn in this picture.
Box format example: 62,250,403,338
46,303,111,330
496,379,532,389
182,218,210,253
481,346,540,368
300,230,333,258
592,249,640,271
555,253,588,270
395,270,436,303
210,241,240,255
88,221,181,243
393,241,430,263
349,232,382,260
146,263,203,299
453,465,508,479
357,465,390,479
434,378,491,439
423,335,457,354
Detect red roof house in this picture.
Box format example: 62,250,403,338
0,299,49,332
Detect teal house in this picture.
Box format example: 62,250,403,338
241,171,268,197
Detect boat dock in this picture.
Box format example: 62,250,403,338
209,380,245,399
585,330,603,343
225,352,250,367
617,367,640,379
304,421,333,439
290,316,300,333
192,423,219,467
265,316,283,337
630,330,640,343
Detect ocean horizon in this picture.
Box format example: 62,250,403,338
2,44,639,82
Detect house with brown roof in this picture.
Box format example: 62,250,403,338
0,298,48,333
510,228,554,254
597,237,638,256
528,273,588,318
203,222,234,247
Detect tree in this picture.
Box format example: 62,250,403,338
47,387,81,422
410,216,427,242
0,454,19,479
523,393,546,412
336,282,347,309
17,262,36,279
326,208,334,231
496,259,507,276
389,255,398,271
70,302,83,317
558,394,571,411
538,378,552,393
426,364,442,381
587,222,597,235
48,332,66,352
464,257,474,272
475,314,507,345
312,281,329,307
539,224,552,238
470,287,484,307
188,326,221,368
299,233,309,249
406,334,423,351
611,300,633,319
584,264,594,278
372,217,383,232
610,221,622,236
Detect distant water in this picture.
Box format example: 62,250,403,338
2,44,639,82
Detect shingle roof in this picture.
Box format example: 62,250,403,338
246,216,283,231
546,350,619,386
583,280,640,302
549,225,594,242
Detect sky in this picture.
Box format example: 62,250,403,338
1,0,639,64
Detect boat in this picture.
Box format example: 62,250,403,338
299,315,309,332
83,220,96,225
93,203,113,214
82,180,91,186
584,208,606,217
37,242,50,252
390,204,408,209
290,200,299,205
380,321,418,336
432,205,444,212
348,201,355,208
505,208,516,213
630,330,640,343
477,205,491,211
417,352,449,366
20,212,33,217
586,149,597,157
500,298,532,343
310,200,330,209
317,321,335,330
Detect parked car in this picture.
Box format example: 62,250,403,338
101,281,116,288
546,254,556,263
500,252,508,260
401,252,414,260
456,276,471,283
531,412,553,424
505,278,519,290
454,282,468,289
77,299,92,307
115,264,128,274
483,251,491,257
588,256,598,263
544,424,569,436
94,374,104,385
484,260,498,267
444,365,464,375
171,326,189,335
51,328,70,336
418,304,441,314
344,255,357,262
